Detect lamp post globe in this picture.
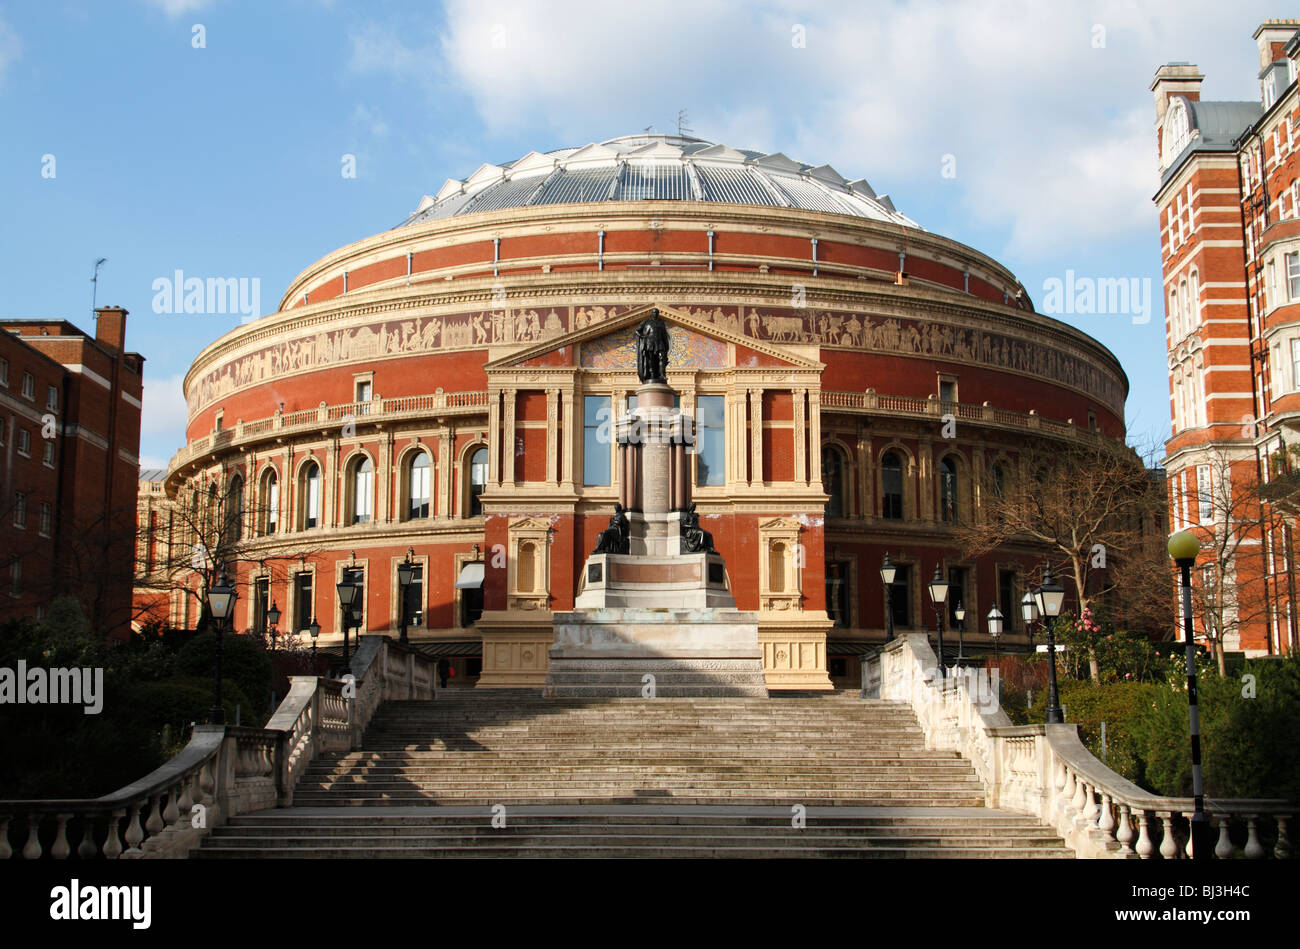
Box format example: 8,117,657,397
1168,530,1210,860
206,570,236,725
1033,565,1065,725
954,601,966,667
880,552,897,644
928,565,950,678
397,553,415,645
336,577,360,668
987,606,1003,662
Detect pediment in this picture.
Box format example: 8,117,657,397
485,303,823,373
758,516,803,532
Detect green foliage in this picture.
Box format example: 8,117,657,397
176,631,273,722
1011,656,1300,801
0,614,272,798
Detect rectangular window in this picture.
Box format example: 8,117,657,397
947,566,968,630
17,429,30,457
1197,465,1212,523
1287,252,1300,300
938,377,957,403
341,566,365,628
1293,339,1300,396
695,395,725,487
0,358,7,386
999,570,1017,634
13,493,26,528
889,565,911,629
583,395,611,486
21,372,35,400
253,577,269,634
355,379,372,415
9,557,20,596
42,440,55,468
825,561,850,628
408,458,430,519
45,385,58,411
294,573,314,632
405,564,424,627
267,479,279,533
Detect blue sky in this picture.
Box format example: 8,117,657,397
0,0,1282,468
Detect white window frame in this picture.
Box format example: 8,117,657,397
1197,465,1212,522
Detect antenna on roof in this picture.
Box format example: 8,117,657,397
91,258,108,316
643,125,653,134
677,109,693,137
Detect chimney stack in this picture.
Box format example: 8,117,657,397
95,305,128,352
1151,63,1204,126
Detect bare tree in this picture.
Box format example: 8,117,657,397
955,433,1168,682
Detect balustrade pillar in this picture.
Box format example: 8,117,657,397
1158,813,1178,859
1275,817,1291,859
50,814,71,859
1135,812,1155,859
1115,804,1135,855
22,814,42,859
1214,816,1235,859
1244,816,1265,859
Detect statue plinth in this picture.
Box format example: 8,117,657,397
545,314,767,697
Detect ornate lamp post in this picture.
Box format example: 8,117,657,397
336,575,360,669
954,600,966,667
1169,529,1210,860
266,600,281,650
206,569,236,725
1033,564,1066,724
880,552,897,643
928,565,950,678
987,606,1003,662
1020,590,1039,650
396,549,415,646
308,617,320,660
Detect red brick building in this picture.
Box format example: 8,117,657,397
0,307,144,639
156,135,1129,688
1153,19,1300,657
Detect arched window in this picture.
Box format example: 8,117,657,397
407,451,431,520
881,452,904,520
262,469,279,535
226,475,244,542
300,461,321,529
1169,289,1178,337
468,447,488,517
939,456,958,523
1190,269,1200,329
350,456,374,524
822,444,848,518
1179,278,1189,336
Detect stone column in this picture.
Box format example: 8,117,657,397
794,388,807,485
501,388,517,486
437,426,452,518
808,388,822,487
546,389,559,484
487,392,501,490
560,388,575,490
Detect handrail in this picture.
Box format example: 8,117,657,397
866,632,1295,859
0,635,438,859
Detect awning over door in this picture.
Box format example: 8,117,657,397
455,562,485,589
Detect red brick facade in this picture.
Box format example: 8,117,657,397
1,308,144,639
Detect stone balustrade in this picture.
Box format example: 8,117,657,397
0,635,437,859
865,633,1294,859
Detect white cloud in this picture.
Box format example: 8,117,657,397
0,14,21,90
349,0,1276,259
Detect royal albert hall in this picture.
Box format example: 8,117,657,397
162,134,1128,690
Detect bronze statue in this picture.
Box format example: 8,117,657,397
680,502,715,554
592,503,630,555
634,308,670,384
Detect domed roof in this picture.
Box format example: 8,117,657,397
400,134,920,228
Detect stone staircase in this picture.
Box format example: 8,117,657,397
197,691,1076,858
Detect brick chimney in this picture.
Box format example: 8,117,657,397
1254,19,1300,71
95,305,128,352
1151,63,1203,126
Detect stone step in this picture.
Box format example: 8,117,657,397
198,843,1072,858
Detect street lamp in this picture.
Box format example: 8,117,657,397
1169,529,1210,861
987,606,1003,662
396,549,415,646
954,600,966,667
266,600,281,650
1021,590,1039,649
880,552,897,643
1033,564,1066,724
206,569,236,725
928,564,950,678
336,575,360,669
308,617,320,660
